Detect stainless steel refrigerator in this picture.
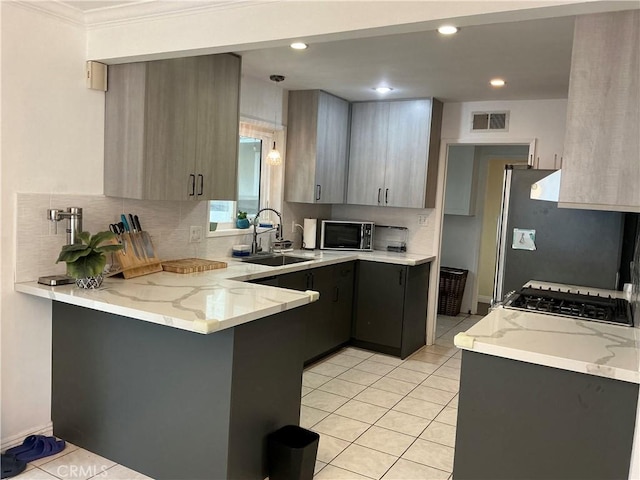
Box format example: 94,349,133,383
493,167,625,303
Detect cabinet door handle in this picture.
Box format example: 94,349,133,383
306,272,313,290
377,188,382,205
398,269,403,285
385,188,389,204
197,174,204,196
189,174,196,197
334,286,339,302
316,185,321,201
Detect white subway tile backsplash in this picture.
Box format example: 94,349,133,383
15,194,251,282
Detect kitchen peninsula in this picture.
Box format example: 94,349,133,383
16,250,434,480
452,282,640,479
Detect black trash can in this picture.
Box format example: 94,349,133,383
268,425,319,480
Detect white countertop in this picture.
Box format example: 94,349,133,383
15,250,435,335
454,283,640,384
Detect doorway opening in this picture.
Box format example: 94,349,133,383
440,143,530,316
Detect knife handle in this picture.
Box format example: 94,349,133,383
128,214,137,233
120,214,131,232
133,215,142,232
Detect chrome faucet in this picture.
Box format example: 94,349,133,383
251,208,283,254
48,207,83,245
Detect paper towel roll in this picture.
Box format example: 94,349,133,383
303,218,317,249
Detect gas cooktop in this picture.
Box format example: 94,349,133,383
503,287,633,327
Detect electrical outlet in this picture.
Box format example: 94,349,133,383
189,225,203,243
417,214,429,226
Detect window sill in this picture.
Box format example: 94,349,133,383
207,228,252,238
206,226,275,238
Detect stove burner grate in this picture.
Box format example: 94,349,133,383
505,287,633,326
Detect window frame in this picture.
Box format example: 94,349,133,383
207,122,280,237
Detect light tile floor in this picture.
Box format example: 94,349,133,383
10,313,481,480
306,313,482,480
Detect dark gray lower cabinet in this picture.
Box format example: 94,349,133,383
278,263,355,363
353,261,429,359
454,351,639,480
52,302,304,480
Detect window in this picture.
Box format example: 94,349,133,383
208,122,281,235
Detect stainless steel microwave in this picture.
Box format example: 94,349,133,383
320,220,374,251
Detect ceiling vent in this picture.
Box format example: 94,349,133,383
471,111,509,132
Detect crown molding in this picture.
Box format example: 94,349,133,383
10,0,275,28
12,1,85,26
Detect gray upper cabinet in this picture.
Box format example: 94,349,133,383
104,54,241,201
285,90,350,204
559,10,640,212
346,102,389,206
347,98,443,208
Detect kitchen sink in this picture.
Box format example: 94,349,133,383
241,254,313,267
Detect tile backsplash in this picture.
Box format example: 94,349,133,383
15,193,253,283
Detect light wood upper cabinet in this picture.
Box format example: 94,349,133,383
559,10,640,212
347,98,443,208
104,54,241,201
346,102,388,206
285,90,350,204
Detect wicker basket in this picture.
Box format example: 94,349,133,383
438,267,468,316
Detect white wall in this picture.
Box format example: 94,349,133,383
1,2,105,444
442,99,567,168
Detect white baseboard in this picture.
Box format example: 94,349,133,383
2,422,53,451
477,295,493,304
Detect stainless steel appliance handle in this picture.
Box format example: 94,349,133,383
493,167,513,304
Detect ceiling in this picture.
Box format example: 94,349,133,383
59,1,577,103
237,16,576,103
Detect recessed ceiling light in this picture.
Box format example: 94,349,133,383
374,86,393,94
438,25,459,35
290,42,308,50
490,78,506,87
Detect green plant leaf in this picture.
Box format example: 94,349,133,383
56,246,91,264
89,230,117,248
77,231,91,245
66,251,106,278
56,230,119,274
95,244,123,254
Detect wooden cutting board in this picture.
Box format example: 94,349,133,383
161,258,228,274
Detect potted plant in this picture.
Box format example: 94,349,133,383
236,211,250,229
56,231,123,289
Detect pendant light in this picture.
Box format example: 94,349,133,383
267,74,285,166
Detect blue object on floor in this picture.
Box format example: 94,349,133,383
1,454,26,479
3,435,45,457
15,437,65,463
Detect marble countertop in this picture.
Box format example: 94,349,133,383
16,250,435,335
455,283,640,384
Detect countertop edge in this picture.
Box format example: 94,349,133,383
454,308,640,385
16,251,436,335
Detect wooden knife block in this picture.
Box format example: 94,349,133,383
107,232,163,279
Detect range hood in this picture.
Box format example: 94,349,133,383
530,170,561,202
